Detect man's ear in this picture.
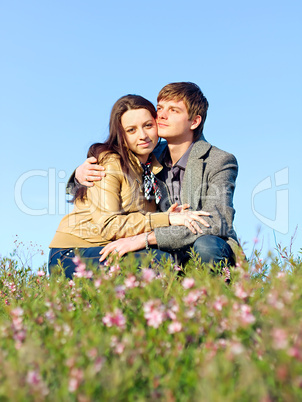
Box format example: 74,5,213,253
190,115,202,130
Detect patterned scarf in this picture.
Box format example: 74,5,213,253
142,157,162,204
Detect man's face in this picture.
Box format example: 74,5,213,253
156,99,195,142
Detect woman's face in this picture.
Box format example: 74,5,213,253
121,108,158,164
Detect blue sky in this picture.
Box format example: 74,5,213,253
1,0,301,270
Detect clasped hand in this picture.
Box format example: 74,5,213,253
168,202,210,235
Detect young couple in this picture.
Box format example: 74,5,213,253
48,82,239,278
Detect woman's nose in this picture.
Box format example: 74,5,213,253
139,128,148,139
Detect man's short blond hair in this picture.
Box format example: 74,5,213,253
157,82,209,140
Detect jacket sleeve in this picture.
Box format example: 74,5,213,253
154,153,238,250
87,158,170,242
66,170,79,196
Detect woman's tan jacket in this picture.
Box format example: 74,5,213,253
49,152,170,248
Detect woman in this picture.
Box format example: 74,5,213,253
48,95,208,278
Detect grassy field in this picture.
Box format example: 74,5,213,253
0,241,301,401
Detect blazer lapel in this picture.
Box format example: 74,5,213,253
181,138,211,209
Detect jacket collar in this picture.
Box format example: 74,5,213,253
156,135,212,162
128,150,163,176
181,136,212,207
188,135,212,159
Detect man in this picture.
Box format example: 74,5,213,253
69,82,239,265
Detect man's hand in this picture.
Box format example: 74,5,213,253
168,202,190,213
169,210,211,234
99,234,146,262
75,157,106,187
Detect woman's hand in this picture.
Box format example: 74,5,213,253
75,157,106,187
169,210,211,234
99,234,146,262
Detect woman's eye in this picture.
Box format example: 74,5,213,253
145,123,153,128
127,128,135,134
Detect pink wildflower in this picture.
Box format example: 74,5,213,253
288,346,302,361
115,285,125,300
236,304,256,326
168,321,182,334
174,265,182,271
166,299,179,321
26,370,49,396
217,339,227,349
94,357,105,374
11,307,24,318
185,306,196,318
267,291,284,310
155,272,165,280
94,278,102,288
143,300,166,328
37,271,45,277
45,309,55,323
108,264,121,277
68,368,84,392
183,289,203,305
85,270,93,279
8,282,16,293
73,256,86,270
27,370,41,386
213,295,228,311
102,308,126,329
182,278,195,289
222,266,231,282
145,309,165,328
272,328,288,350
141,268,156,283
111,336,125,355
229,341,244,355
124,275,139,289
73,256,87,278
234,284,248,299
11,307,26,349
87,348,98,359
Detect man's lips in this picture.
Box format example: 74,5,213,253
157,122,168,128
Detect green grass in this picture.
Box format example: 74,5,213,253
0,243,301,401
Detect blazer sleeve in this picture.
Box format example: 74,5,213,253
87,158,170,242
154,153,238,250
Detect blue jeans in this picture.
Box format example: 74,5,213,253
48,247,104,279
175,235,235,266
48,246,174,279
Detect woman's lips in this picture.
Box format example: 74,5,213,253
138,141,152,147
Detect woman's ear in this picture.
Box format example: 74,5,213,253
190,115,202,130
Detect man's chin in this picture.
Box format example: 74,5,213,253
158,131,168,139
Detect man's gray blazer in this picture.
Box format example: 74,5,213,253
153,136,239,253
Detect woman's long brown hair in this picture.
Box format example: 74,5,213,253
73,94,157,203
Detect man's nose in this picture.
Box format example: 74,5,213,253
157,109,167,119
